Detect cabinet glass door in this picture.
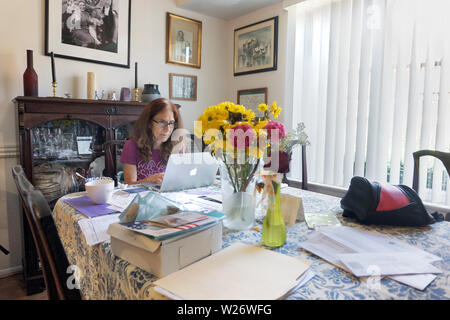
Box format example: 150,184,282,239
31,119,106,205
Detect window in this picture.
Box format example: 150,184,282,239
286,0,450,205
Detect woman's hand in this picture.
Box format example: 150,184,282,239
142,173,164,184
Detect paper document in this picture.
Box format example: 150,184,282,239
337,252,442,277
78,213,120,246
300,226,441,290
153,242,311,300
304,212,341,229
107,189,150,211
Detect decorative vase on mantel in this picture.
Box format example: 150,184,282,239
141,84,161,102
23,50,38,97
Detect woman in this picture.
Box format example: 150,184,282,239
120,98,184,185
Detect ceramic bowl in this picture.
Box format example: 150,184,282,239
85,177,114,204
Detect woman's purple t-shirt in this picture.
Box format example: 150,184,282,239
120,139,166,180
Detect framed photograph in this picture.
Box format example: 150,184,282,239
237,88,268,113
169,73,197,101
45,0,131,68
234,16,278,76
166,12,202,68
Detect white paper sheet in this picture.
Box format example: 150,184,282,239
299,227,440,291
337,252,442,277
78,213,120,246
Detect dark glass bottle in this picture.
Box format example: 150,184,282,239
23,50,38,97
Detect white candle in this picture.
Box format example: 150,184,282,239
87,72,97,99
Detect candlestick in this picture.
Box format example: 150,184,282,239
51,52,56,83
52,82,57,97
135,62,138,89
134,88,139,102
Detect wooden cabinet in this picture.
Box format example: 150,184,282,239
14,96,148,294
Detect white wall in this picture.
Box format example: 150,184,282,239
0,0,228,275
226,2,289,128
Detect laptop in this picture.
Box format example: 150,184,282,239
143,152,219,192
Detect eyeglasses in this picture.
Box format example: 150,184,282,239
152,120,177,128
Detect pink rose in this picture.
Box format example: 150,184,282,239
263,121,286,145
228,124,255,149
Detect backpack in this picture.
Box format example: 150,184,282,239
340,176,437,226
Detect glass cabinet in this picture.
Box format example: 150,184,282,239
15,96,147,294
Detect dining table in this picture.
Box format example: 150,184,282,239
52,185,450,300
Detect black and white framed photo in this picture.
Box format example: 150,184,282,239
169,73,197,101
234,16,278,76
237,87,268,113
45,0,131,68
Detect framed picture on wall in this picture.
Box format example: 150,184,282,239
234,16,278,76
45,0,131,68
237,87,268,113
169,73,198,101
166,12,202,68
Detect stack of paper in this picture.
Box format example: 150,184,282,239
153,242,313,300
300,226,442,290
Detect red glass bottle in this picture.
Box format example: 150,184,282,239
23,50,38,97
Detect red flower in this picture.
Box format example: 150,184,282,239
263,121,286,145
228,124,255,150
264,150,290,173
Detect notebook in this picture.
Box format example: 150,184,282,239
153,242,311,300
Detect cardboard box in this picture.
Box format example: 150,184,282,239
107,222,222,278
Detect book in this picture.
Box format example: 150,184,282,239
153,242,311,300
119,211,225,241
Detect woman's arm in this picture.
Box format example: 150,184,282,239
123,163,164,185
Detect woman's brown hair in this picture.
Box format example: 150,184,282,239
132,98,183,163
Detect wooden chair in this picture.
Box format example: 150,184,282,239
283,145,308,190
103,140,126,184
12,165,82,300
412,150,450,221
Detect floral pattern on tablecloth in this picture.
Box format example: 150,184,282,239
53,188,450,300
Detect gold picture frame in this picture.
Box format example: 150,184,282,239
237,87,268,113
169,73,198,101
166,12,202,68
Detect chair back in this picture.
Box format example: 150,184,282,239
412,150,450,192
12,165,81,300
412,150,450,222
103,140,126,183
26,188,82,300
282,145,308,190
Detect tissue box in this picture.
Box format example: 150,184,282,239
107,222,222,278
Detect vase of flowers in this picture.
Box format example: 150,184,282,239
195,101,283,230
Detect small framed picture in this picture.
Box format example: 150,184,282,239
237,87,268,113
234,16,278,76
45,0,131,68
166,12,202,68
169,73,198,101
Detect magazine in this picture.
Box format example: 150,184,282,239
119,211,225,241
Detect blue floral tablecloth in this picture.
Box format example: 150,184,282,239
52,187,450,300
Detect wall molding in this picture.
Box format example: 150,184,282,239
0,145,19,159
0,265,22,278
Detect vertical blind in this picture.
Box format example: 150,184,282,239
288,0,450,205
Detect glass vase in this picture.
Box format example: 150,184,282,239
262,174,286,247
219,160,259,230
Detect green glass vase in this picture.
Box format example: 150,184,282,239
262,179,286,247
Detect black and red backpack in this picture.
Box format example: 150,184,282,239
340,176,439,226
